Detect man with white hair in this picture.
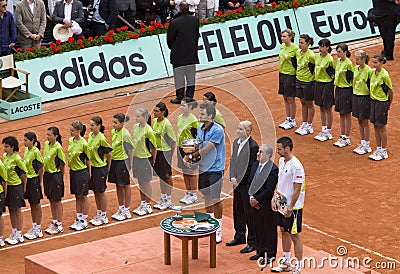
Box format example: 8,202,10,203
226,121,259,254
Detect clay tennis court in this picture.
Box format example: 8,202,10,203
0,35,399,273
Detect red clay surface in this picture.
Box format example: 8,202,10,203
0,37,399,273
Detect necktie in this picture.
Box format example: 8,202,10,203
254,164,262,180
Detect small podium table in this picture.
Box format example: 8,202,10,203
160,215,219,274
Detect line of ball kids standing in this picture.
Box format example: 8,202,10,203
277,29,393,161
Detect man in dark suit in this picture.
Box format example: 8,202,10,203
88,0,117,37
167,1,199,104
247,144,278,263
116,0,135,27
226,121,258,254
52,0,85,36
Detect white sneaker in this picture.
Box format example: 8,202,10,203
133,204,153,216
368,149,380,160
89,214,100,226
216,228,222,243
292,269,302,274
112,209,126,221
0,239,4,247
6,233,18,245
74,220,88,231
153,198,167,210
271,263,294,272
278,119,290,129
294,123,306,134
180,193,190,204
50,225,64,235
24,227,43,240
45,223,57,235
69,220,80,230
124,209,132,219
91,215,108,226
353,143,364,154
298,125,314,136
373,150,389,161
333,137,350,148
314,130,332,141
16,233,24,243
164,199,174,209
186,193,198,205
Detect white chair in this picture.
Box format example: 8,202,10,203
0,54,30,102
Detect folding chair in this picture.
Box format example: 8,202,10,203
0,54,30,102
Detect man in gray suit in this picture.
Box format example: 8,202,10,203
116,0,135,27
52,0,84,36
15,0,46,52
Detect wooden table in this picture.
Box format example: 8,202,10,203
160,215,219,274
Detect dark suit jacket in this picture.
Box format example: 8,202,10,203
52,0,85,25
229,137,258,185
116,0,136,11
247,160,278,216
166,11,199,66
98,0,118,29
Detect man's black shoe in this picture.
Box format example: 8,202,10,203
170,98,182,104
226,238,246,246
240,245,255,253
249,253,263,260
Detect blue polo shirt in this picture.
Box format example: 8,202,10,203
197,122,225,173
0,11,17,54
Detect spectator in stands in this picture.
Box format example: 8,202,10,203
116,0,136,27
197,0,218,19
243,0,262,8
155,0,170,23
173,0,199,15
88,0,117,37
0,0,16,56
371,0,400,60
135,0,160,25
52,0,85,37
14,0,47,52
221,0,243,12
46,0,56,14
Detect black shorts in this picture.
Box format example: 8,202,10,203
44,172,64,202
153,151,172,181
370,100,390,126
0,192,5,216
6,184,26,210
198,171,223,199
89,166,108,194
70,168,90,197
108,160,131,187
314,81,334,108
24,177,43,205
132,157,152,183
334,87,353,114
296,80,315,101
275,208,303,234
177,147,198,174
278,73,296,97
352,95,371,121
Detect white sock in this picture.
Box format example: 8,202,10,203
341,135,346,139
322,126,327,131
366,140,370,145
32,222,37,229
77,213,83,221
52,220,57,225
295,259,301,270
161,193,167,199
290,118,295,123
286,116,290,121
141,200,146,206
361,140,365,145
283,252,291,264
119,205,124,210
377,146,382,151
382,147,387,151
97,209,102,216
217,218,222,231
166,195,171,201
101,211,107,216
82,215,88,221
56,221,62,227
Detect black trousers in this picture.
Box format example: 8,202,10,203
233,182,256,246
377,14,398,59
173,64,196,100
252,208,277,257
89,22,108,37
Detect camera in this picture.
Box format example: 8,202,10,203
85,4,96,22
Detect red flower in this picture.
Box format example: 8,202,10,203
116,27,121,32
108,30,115,35
109,37,114,43
95,36,99,39
17,48,22,52
68,37,74,43
128,32,133,38
216,10,222,16
148,26,155,31
202,18,207,23
80,35,85,39
122,26,129,31
25,47,32,52
271,2,277,7
293,1,299,7
133,33,140,39
56,39,61,45
256,3,262,8
238,7,242,12
232,10,236,13
155,22,163,28
140,23,146,28
225,11,230,14
140,28,145,33
88,37,93,41
50,42,56,48
31,46,37,50
77,39,83,44
269,6,273,11
164,22,170,27
41,46,46,49
150,21,156,26
79,44,84,48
